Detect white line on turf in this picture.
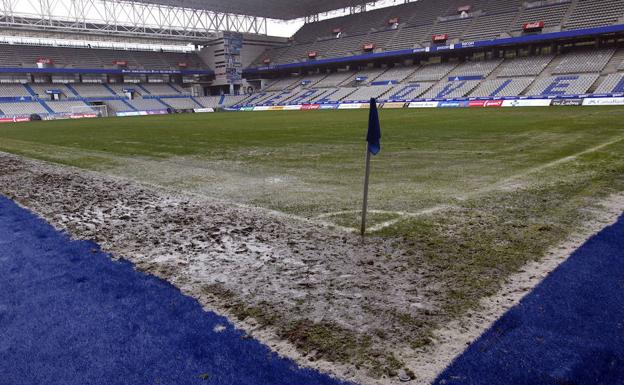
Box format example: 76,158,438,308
328,135,624,233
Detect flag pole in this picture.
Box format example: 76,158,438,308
361,97,380,237
361,145,372,236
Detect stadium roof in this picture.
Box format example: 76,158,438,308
136,0,372,20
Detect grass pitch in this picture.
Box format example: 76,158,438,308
1,107,623,374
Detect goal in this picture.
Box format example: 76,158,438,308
71,105,109,118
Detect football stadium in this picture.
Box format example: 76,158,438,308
1,0,624,384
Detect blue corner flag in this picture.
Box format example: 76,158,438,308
367,98,381,155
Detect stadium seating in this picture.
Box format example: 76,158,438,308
384,83,436,101
0,102,48,116
421,79,481,99
513,2,570,33
595,73,624,93
127,98,168,111
105,100,136,114
0,44,207,70
552,49,615,74
161,98,202,110
344,85,394,102
0,84,31,97
141,83,189,96
314,87,357,103
564,0,624,30
409,62,458,82
1,0,624,117
469,77,535,97
253,0,624,66
47,101,94,114
527,74,599,96
449,59,503,78
314,71,355,88
70,84,118,98
372,66,418,84
344,68,387,85
265,77,302,91
497,55,555,77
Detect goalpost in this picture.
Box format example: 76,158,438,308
71,105,109,118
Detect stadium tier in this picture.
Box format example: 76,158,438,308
235,48,624,107
235,0,624,109
0,44,207,70
1,0,624,119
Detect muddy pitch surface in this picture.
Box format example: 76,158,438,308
0,153,446,383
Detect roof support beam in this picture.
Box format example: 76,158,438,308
0,0,268,41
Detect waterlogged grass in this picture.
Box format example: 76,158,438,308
1,107,623,376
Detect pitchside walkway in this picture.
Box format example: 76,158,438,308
0,196,348,385
434,214,624,384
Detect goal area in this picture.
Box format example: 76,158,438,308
71,105,109,118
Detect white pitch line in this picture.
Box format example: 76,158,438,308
329,135,624,233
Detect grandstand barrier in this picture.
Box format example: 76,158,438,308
229,93,624,111
582,97,624,106
116,109,169,117
0,117,31,124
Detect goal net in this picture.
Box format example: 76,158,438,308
71,105,108,118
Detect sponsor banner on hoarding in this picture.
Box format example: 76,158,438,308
301,104,321,110
253,106,271,111
146,109,169,115
0,117,31,123
582,97,624,106
551,99,584,106
382,102,406,109
116,111,143,117
502,99,552,107
484,100,504,107
469,100,504,107
283,105,302,111
408,101,439,108
116,109,169,117
338,103,365,109
439,101,470,108
194,108,215,113
70,113,98,119
319,104,339,110
239,106,254,111
268,106,285,111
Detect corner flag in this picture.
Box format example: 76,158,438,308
367,98,381,155
361,98,381,236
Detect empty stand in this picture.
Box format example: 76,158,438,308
0,102,47,116
527,73,599,96
594,73,624,93
344,85,394,102
497,55,554,77
449,59,503,77
0,44,208,71
470,77,535,97
421,79,481,98
382,82,434,101
564,0,624,30
409,63,458,82
552,49,615,74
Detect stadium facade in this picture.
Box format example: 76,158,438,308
1,0,624,121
